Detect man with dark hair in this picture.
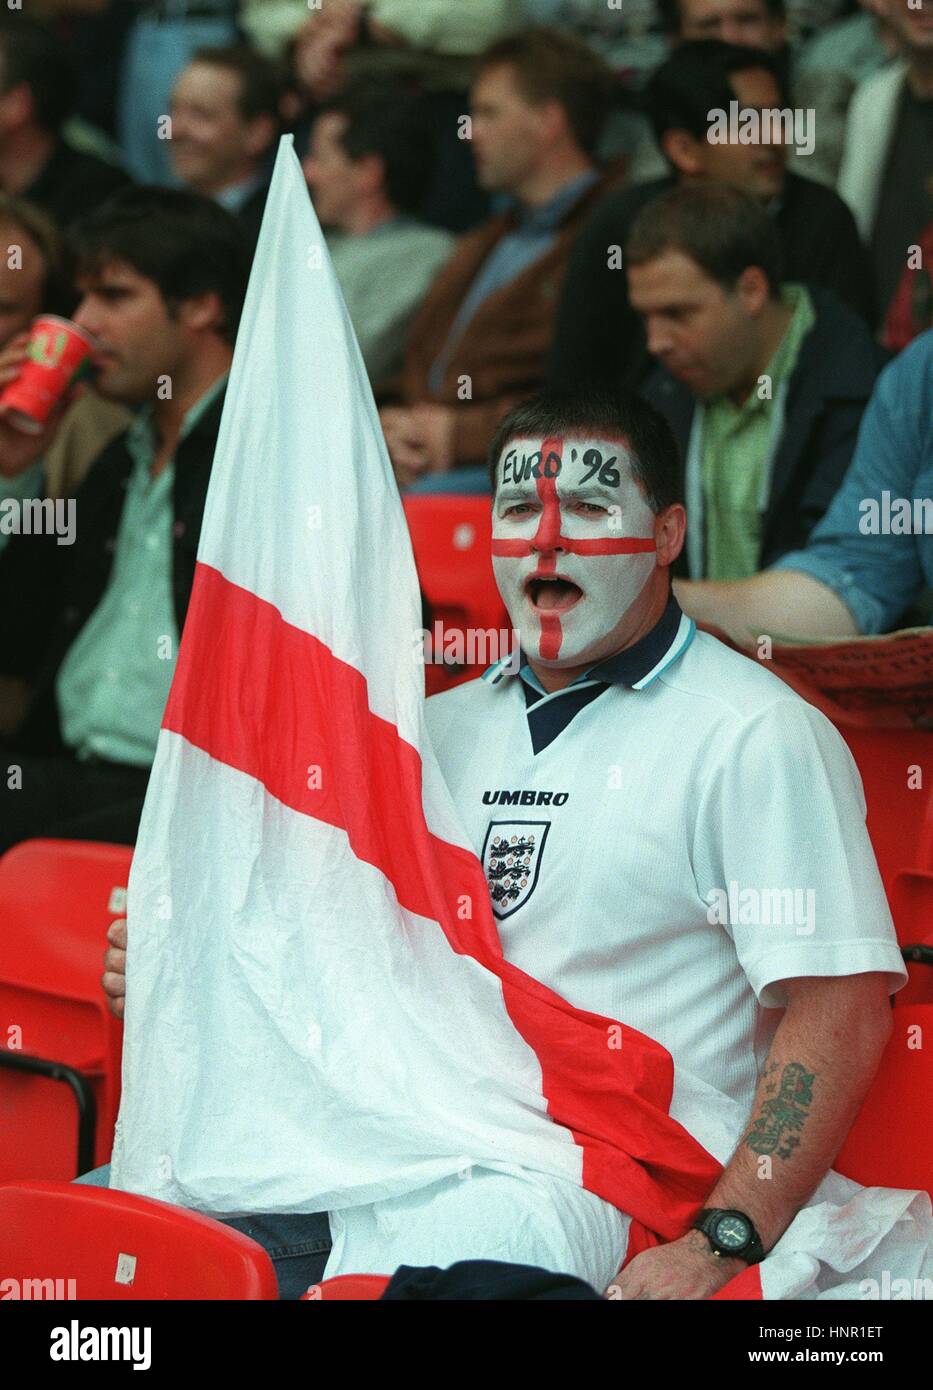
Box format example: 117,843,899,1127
97,381,905,1294
548,39,873,392
0,187,249,851
677,329,933,641
170,45,282,250
418,384,902,1297
379,26,618,491
658,0,786,45
627,182,881,580
301,85,453,392
0,17,129,229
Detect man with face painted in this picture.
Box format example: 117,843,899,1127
421,387,905,1298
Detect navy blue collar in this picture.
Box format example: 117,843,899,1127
482,595,696,755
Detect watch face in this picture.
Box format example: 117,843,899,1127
714,1213,751,1251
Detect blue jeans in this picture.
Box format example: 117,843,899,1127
76,1164,333,1301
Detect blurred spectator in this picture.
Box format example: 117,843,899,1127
838,0,933,325
519,2,669,168
170,45,281,249
301,85,453,393
676,330,933,639
0,18,129,228
287,1,508,233
628,183,882,580
795,0,889,88
0,188,248,851
783,0,852,43
657,0,786,46
548,41,874,392
656,0,863,185
379,27,617,491
0,194,131,533
117,0,238,184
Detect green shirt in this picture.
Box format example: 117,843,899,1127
56,374,227,767
700,285,816,581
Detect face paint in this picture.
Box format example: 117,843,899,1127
491,434,657,666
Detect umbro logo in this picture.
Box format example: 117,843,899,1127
482,789,569,806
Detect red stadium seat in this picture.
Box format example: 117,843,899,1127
0,1180,277,1299
0,839,132,1180
402,494,510,693
302,1274,389,1300
835,728,933,999
839,727,933,903
834,1005,933,1194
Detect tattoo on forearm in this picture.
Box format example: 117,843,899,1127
745,1061,815,1160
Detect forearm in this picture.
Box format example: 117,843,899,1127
674,570,860,646
703,980,892,1251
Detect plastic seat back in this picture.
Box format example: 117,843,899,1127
834,1005,933,1194
403,495,510,692
839,728,933,906
0,1180,277,1299
0,840,132,1179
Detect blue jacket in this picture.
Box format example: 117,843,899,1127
774,330,933,634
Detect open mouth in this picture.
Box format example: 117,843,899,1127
525,575,584,613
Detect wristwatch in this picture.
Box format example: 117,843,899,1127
692,1208,766,1264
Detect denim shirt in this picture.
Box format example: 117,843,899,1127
773,331,933,634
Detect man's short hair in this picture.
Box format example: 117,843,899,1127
69,187,250,345
474,26,615,158
0,17,76,134
321,82,435,216
0,193,74,316
487,387,683,513
190,43,282,126
626,182,783,298
643,39,785,147
657,0,785,35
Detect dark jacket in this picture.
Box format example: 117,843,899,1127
23,139,131,230
0,386,225,754
237,181,270,253
547,170,877,391
640,291,886,577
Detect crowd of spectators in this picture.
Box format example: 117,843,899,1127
0,0,930,849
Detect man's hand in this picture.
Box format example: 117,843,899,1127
0,331,74,478
380,406,430,488
102,918,127,1020
604,1229,745,1300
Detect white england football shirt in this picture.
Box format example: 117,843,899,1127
425,601,907,1120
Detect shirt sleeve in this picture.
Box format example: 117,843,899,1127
771,333,932,635
693,696,908,1008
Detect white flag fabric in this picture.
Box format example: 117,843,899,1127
111,138,932,1297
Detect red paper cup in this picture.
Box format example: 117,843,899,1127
0,315,96,435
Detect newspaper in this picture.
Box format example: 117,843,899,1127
703,626,933,730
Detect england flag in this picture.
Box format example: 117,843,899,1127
110,137,933,1298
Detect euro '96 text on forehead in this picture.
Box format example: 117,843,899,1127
500,444,623,489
